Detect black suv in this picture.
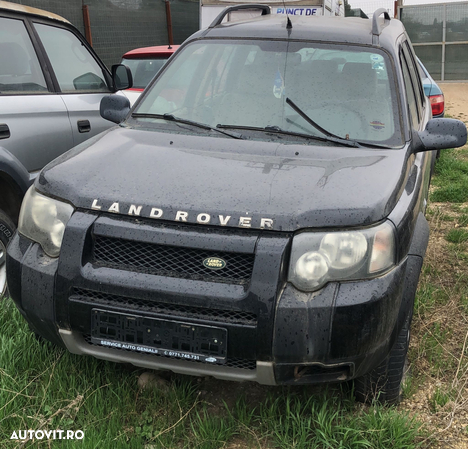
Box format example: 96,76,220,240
7,8,467,404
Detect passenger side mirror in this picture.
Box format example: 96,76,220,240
414,118,467,153
100,94,130,124
111,64,133,91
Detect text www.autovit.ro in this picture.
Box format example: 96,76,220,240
11,430,84,440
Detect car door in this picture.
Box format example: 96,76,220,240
400,39,433,209
0,14,73,173
32,21,113,147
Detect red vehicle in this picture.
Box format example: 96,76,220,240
121,45,179,104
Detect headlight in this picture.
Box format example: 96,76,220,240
288,222,395,292
18,187,74,257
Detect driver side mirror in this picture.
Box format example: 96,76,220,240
414,118,467,153
111,64,133,91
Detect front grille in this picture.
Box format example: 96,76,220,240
71,288,258,326
93,235,254,285
82,334,257,370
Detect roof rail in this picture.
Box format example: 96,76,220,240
372,8,391,45
208,4,270,29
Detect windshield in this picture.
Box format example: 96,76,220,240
121,58,169,89
134,40,402,146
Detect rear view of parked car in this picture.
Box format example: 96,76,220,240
417,57,444,118
0,1,131,297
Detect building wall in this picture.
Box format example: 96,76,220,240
400,2,468,81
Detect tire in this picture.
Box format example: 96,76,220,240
354,315,411,405
0,209,16,299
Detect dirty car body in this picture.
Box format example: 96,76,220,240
7,8,467,403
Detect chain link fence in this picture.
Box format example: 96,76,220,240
10,0,199,67
348,0,394,17
400,2,468,81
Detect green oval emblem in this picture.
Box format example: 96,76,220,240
203,257,227,270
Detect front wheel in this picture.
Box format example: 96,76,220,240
0,209,16,298
354,315,411,405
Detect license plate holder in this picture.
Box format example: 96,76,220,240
91,309,227,364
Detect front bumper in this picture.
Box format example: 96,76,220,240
7,211,422,385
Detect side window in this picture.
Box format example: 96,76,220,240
0,17,48,94
403,42,425,115
400,50,419,129
34,23,110,93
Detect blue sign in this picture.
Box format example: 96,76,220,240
275,7,319,16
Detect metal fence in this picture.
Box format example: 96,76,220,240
399,2,468,81
348,0,394,18
10,0,199,67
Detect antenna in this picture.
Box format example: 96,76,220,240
282,0,292,29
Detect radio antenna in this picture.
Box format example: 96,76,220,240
283,0,292,30
282,0,292,29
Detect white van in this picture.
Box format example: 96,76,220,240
200,0,345,29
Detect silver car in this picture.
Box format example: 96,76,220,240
0,2,131,296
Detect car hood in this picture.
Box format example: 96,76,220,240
37,126,407,231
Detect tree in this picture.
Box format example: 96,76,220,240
344,0,352,15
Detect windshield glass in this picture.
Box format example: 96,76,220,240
121,58,168,89
134,40,402,146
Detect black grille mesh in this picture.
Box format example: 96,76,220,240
93,235,254,285
82,334,256,370
71,288,257,326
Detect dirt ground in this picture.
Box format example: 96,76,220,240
439,83,468,120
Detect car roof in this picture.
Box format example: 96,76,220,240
194,14,405,52
122,45,180,59
0,0,70,23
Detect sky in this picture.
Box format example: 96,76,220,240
349,0,463,16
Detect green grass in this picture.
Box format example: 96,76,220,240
420,322,454,376
446,228,468,244
0,299,427,448
414,281,450,318
429,387,453,413
458,213,468,227
259,394,424,449
431,147,468,203
425,206,455,222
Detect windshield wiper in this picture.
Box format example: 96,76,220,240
217,124,360,148
285,98,362,148
131,113,243,139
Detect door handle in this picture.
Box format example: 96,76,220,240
0,123,10,140
77,120,91,133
